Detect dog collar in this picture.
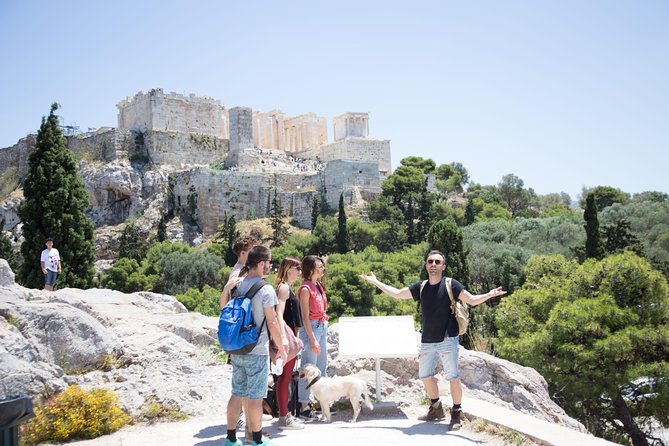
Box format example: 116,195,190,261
306,375,321,389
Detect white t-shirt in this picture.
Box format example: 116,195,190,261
40,248,60,272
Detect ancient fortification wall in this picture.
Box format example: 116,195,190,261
144,131,229,166
171,159,380,233
67,128,135,162
117,88,229,138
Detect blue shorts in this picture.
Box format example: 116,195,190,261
230,354,270,400
45,270,58,286
418,336,460,381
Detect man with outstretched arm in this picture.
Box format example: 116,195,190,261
360,249,506,430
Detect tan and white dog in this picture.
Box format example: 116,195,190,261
299,364,374,422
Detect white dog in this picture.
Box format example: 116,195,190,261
299,364,373,423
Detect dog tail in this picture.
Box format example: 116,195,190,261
363,391,374,410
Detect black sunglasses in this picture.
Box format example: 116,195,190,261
426,259,443,265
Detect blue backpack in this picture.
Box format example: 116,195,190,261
218,279,268,354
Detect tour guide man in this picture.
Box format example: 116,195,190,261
360,250,506,430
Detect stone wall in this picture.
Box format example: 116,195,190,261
171,169,316,233
229,107,253,151
171,160,381,233
117,89,228,138
144,131,229,167
301,138,391,179
0,135,35,183
66,128,135,162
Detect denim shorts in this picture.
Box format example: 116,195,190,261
418,336,460,381
230,354,270,400
44,270,58,286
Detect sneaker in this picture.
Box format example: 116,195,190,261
298,408,318,422
278,415,305,430
418,400,446,421
262,413,274,421
225,439,242,446
251,435,276,446
236,412,245,429
314,405,338,416
449,408,463,430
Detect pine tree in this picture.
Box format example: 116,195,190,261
18,104,95,289
0,217,17,272
336,192,348,254
584,193,604,260
156,216,167,242
270,189,288,247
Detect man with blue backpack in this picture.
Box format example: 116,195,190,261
222,246,287,446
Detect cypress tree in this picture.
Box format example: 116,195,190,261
156,215,167,242
426,217,469,288
270,189,288,247
311,195,319,229
584,193,604,260
336,192,348,254
416,179,433,240
222,213,239,267
18,104,95,289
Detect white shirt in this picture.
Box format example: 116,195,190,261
40,248,60,272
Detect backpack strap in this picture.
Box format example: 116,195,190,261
444,277,457,313
232,279,269,335
232,279,267,300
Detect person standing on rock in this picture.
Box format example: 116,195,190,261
359,250,506,430
225,246,287,446
40,237,61,291
273,257,305,430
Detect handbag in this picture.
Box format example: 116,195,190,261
270,322,304,364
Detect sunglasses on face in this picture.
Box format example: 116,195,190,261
426,259,443,265
293,266,302,271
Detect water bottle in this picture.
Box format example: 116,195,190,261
275,357,284,375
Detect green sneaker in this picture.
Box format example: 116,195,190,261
251,436,276,446
224,438,242,446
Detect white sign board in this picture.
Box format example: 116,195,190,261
338,315,418,359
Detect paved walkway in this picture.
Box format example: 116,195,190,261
68,397,621,446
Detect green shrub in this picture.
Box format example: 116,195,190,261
139,397,188,422
176,285,221,317
22,385,131,444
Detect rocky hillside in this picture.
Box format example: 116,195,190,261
0,259,584,432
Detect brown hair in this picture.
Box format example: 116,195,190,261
232,235,259,257
239,245,271,276
274,257,301,287
301,255,325,282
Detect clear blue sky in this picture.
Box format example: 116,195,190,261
1,0,667,200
